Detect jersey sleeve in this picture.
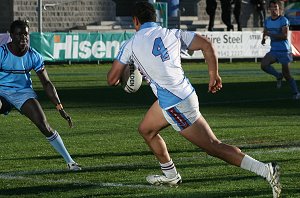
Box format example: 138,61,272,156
173,29,195,49
30,48,45,72
0,45,8,68
281,16,289,27
115,39,133,65
0,45,4,65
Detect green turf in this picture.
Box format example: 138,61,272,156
0,61,299,197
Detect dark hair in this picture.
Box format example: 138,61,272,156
132,2,156,24
10,20,29,33
269,0,282,8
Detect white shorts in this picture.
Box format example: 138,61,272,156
162,91,201,131
0,88,37,111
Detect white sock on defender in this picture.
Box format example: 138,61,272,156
240,155,268,178
160,159,178,178
46,131,74,164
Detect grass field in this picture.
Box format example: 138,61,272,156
0,61,299,198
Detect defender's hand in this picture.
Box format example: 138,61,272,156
59,109,73,128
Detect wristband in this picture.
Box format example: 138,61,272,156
56,103,63,111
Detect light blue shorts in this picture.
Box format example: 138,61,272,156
162,91,201,131
0,88,37,111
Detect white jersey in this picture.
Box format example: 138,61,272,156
116,22,195,109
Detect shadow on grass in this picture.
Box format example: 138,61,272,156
0,183,97,196
137,188,300,198
36,81,300,109
1,180,299,197
3,142,300,162
1,153,300,177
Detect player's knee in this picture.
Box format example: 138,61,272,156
0,100,4,114
0,98,12,115
138,123,148,136
138,123,155,140
282,71,292,80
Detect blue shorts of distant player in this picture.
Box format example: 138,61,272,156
269,51,293,65
162,91,201,132
0,88,37,113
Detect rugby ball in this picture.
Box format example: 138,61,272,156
121,63,143,93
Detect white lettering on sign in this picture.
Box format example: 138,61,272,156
53,35,121,59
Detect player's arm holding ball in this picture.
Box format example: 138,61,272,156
107,60,126,86
108,60,142,93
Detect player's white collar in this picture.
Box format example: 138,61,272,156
140,22,158,30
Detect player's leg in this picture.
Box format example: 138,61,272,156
20,98,80,170
240,0,253,28
281,56,300,99
180,116,281,197
0,96,13,115
138,100,170,163
220,0,234,31
139,101,181,185
253,6,260,27
206,0,217,31
261,52,283,88
233,0,242,31
180,116,244,165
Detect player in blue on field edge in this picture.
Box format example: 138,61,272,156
0,20,81,171
261,0,300,100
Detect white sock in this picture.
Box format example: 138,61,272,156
240,155,268,178
160,159,178,179
47,131,74,164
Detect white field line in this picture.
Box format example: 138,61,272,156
201,96,291,105
0,147,298,188
0,173,161,189
247,147,300,154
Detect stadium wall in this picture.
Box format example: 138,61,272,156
0,0,116,33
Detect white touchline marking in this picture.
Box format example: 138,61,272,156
0,173,163,189
0,147,298,188
202,97,291,105
249,147,300,154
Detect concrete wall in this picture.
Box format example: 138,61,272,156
0,0,268,33
0,0,13,33
0,0,116,33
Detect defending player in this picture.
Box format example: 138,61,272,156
261,0,300,99
0,20,81,171
107,2,281,198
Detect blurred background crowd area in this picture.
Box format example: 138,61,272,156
0,0,299,33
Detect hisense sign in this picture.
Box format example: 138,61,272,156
29,32,134,61
53,35,124,59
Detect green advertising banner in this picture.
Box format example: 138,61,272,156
154,2,168,28
30,32,134,62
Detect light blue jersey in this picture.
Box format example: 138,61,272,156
0,44,44,110
264,16,291,52
0,44,44,91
